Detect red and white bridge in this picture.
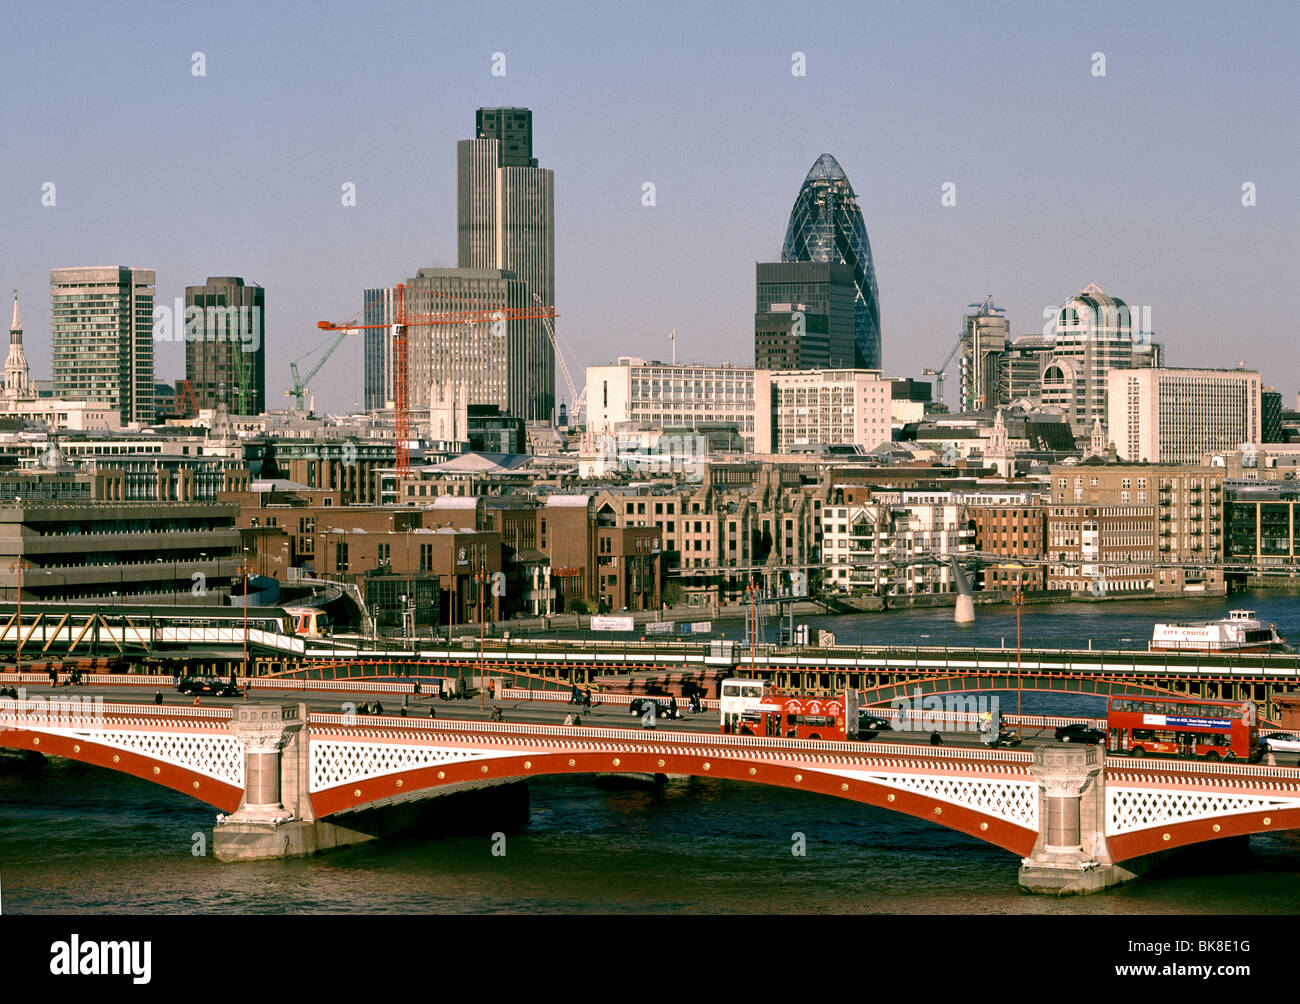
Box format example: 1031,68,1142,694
3,698,1299,894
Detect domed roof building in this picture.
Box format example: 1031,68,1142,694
780,154,881,370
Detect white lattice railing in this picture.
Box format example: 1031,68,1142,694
306,712,1036,765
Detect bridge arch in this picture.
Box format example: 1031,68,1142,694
0,726,243,812
307,747,1040,858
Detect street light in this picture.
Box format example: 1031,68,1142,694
1012,585,1025,721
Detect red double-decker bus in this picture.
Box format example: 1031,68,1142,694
1107,695,1257,761
722,688,859,741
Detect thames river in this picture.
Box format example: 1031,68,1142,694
2,590,1297,914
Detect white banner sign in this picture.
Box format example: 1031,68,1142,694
590,615,635,631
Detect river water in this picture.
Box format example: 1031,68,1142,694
2,590,1297,914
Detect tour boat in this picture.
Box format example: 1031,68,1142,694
1149,609,1285,654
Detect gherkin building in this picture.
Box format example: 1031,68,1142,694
780,154,881,370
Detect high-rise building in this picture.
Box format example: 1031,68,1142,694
780,154,881,370
958,298,1009,412
457,107,555,421
754,261,855,369
1041,283,1150,435
5,292,32,400
184,277,265,415
51,266,156,424
1262,387,1284,443
997,335,1053,406
362,286,397,411
402,267,527,425
1106,367,1262,464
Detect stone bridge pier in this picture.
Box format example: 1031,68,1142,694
213,702,525,862
1018,743,1140,895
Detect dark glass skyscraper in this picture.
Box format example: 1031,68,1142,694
780,154,881,370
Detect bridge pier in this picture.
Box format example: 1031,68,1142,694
213,701,530,862
1018,743,1135,895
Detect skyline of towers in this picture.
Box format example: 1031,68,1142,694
780,153,881,371
50,266,156,424
184,276,266,415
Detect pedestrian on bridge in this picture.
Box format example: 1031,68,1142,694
929,731,943,747
569,683,581,705
583,688,592,711
154,690,162,706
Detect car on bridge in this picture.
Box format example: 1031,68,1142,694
629,698,678,720
1054,723,1107,744
1261,732,1300,754
176,675,240,698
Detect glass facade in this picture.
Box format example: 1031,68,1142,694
780,155,881,370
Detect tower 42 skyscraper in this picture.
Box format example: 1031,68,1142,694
457,107,555,422
780,154,881,370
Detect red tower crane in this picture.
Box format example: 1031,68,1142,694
318,283,558,478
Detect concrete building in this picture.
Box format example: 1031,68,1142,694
1048,460,1226,595
457,107,555,421
585,358,756,451
402,267,528,423
754,261,856,369
754,369,891,454
51,266,156,424
997,335,1054,406
0,468,241,603
1106,367,1262,464
184,277,265,415
1226,482,1300,568
958,298,1009,413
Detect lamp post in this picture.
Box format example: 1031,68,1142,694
1013,585,1025,721
238,559,251,681
10,559,27,674
476,560,487,710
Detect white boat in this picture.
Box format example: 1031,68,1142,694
1150,609,1285,654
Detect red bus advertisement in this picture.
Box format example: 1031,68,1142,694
722,688,860,741
1107,695,1257,761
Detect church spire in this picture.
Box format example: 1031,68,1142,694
5,290,32,400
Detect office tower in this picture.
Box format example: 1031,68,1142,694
1262,387,1283,443
363,286,397,411
51,266,156,424
958,298,1009,412
5,292,32,400
754,261,856,369
780,154,881,370
998,335,1053,406
184,277,265,414
457,107,555,421
1041,283,1148,435
402,267,526,422
1106,367,1263,464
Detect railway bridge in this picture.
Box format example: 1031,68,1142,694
3,697,1298,895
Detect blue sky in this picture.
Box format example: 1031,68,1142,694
1,0,1296,413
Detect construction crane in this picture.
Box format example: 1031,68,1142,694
318,285,557,477
924,295,1005,411
286,327,355,411
532,290,584,425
